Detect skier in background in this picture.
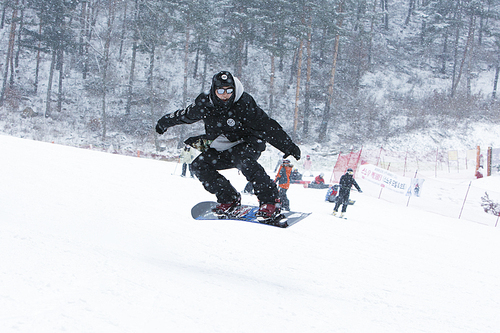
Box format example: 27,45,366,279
333,168,362,218
180,145,196,177
156,71,301,222
275,159,293,211
303,155,313,176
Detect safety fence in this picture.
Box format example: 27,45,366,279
349,147,500,227
358,173,500,227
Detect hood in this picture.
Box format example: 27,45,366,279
209,71,244,109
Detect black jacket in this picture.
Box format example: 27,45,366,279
156,91,297,155
339,173,361,192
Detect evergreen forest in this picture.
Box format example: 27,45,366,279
1,0,499,153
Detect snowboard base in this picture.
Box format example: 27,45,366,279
191,201,311,228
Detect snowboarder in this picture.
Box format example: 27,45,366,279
156,71,301,221
333,168,362,218
180,145,196,177
325,184,340,202
275,159,293,211
308,173,329,189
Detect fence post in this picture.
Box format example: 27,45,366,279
458,181,472,219
377,146,383,167
378,162,390,199
406,170,418,207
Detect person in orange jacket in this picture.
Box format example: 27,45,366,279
275,159,293,211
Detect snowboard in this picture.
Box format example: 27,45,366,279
191,201,311,228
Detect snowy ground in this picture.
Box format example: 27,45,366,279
1,134,499,333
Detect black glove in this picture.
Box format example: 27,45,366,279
184,135,213,152
156,122,167,135
284,144,301,160
358,189,363,193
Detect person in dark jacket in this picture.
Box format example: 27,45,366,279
156,71,301,221
333,168,362,218
275,159,293,211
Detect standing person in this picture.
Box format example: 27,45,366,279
303,155,313,176
275,159,293,211
156,71,301,221
333,168,362,218
180,145,196,177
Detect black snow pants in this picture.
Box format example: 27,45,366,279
333,187,351,213
190,143,278,205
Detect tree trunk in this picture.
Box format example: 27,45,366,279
0,0,19,107
367,0,377,67
149,45,157,151
492,65,499,100
293,38,304,141
14,0,24,68
79,1,87,55
404,0,416,26
201,50,208,92
269,33,276,117
236,23,245,78
318,1,343,142
183,27,190,108
125,40,137,115
125,0,139,115
101,0,116,141
450,0,462,97
1,0,7,29
302,18,313,138
83,0,99,80
193,40,199,79
440,33,448,74
381,0,389,30
45,50,57,117
34,16,42,94
118,0,128,61
452,11,475,97
82,0,89,78
57,49,64,112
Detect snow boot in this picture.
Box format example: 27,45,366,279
332,210,337,216
256,200,281,222
212,195,241,216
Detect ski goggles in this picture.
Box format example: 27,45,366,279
216,88,234,94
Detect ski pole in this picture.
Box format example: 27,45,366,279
171,157,180,175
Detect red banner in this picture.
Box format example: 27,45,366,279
331,149,362,183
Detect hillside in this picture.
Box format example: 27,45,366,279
1,135,499,333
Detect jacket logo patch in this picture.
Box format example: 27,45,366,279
227,118,236,127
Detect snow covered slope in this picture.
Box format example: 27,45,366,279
1,135,499,333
